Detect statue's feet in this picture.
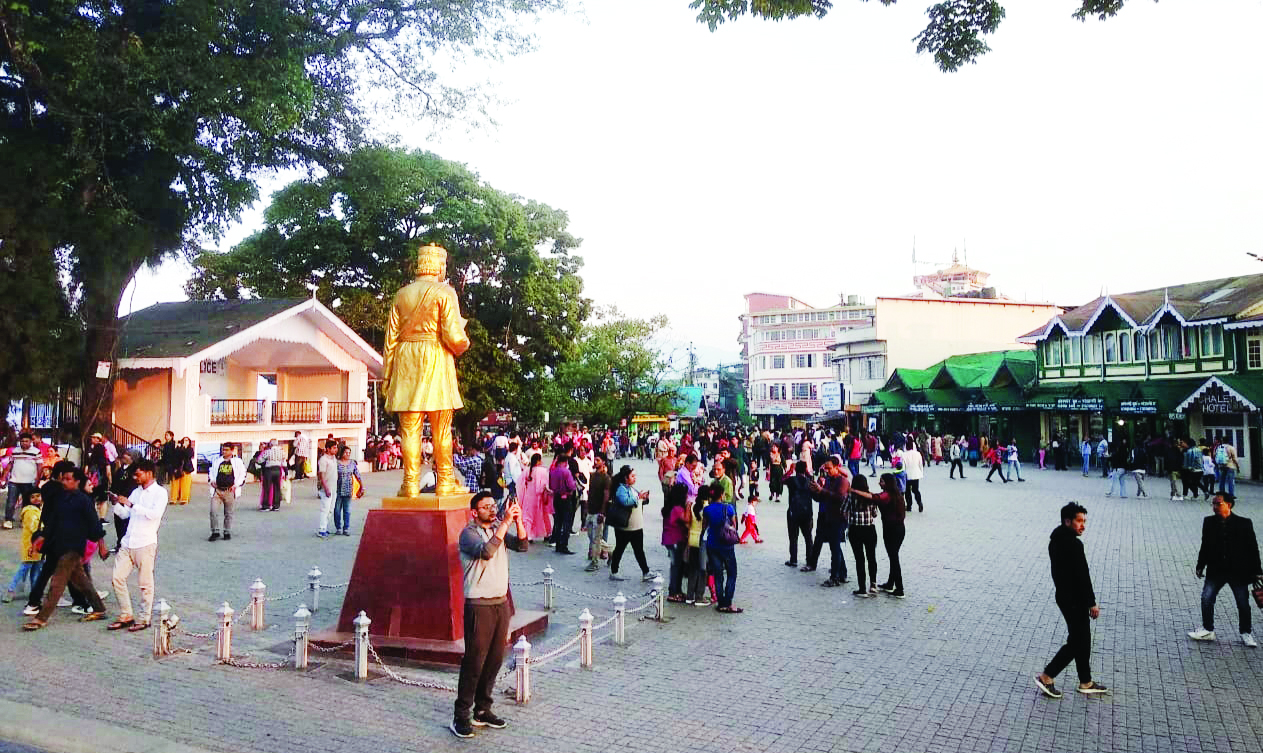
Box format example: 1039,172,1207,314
397,485,419,498
433,481,469,497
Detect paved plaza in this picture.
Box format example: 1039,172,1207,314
1,457,1262,753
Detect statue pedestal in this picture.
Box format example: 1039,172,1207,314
310,495,548,665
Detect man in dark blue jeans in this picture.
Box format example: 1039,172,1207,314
805,458,849,587
1187,493,1262,647
703,490,741,613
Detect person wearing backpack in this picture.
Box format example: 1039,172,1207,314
1214,439,1240,496
207,444,246,542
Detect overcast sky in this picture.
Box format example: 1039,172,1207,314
130,0,1263,371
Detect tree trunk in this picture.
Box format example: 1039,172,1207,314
77,261,135,448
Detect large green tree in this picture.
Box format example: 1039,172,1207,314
691,1,1141,72
551,309,676,427
186,146,590,438
0,0,563,443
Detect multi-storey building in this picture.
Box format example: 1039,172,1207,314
739,293,876,426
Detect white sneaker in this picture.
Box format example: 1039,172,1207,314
70,605,90,615
1170,495,1182,501
97,590,110,600
22,605,38,616
1243,633,1258,648
1187,628,1215,641
57,595,72,607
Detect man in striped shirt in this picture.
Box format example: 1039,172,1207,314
3,434,42,529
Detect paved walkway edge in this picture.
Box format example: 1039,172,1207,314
0,698,223,753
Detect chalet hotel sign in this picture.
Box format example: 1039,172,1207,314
1189,383,1248,415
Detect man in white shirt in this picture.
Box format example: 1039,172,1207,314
316,441,339,538
503,441,524,500
293,430,313,480
109,458,168,631
207,443,247,542
3,433,42,528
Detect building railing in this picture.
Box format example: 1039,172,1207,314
271,401,322,424
327,402,365,424
211,399,267,425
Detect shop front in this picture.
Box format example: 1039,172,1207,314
1175,376,1263,480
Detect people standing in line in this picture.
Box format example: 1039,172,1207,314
1006,439,1025,483
902,438,924,512
2,432,42,529
333,446,362,536
852,473,906,599
207,443,246,542
606,465,657,583
845,475,879,598
584,455,611,572
548,450,577,554
805,458,849,587
107,458,167,632
316,441,339,539
702,479,741,613
23,466,109,630
1035,502,1109,698
1187,493,1262,647
450,492,526,739
948,438,966,480
1213,438,1239,496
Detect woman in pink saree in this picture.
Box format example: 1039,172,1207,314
519,452,552,541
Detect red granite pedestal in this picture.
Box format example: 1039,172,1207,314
310,501,548,665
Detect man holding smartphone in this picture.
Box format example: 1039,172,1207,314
451,491,527,739
107,459,168,632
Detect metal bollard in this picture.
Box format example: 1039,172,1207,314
653,574,665,621
542,564,555,610
250,578,266,630
308,565,322,612
293,604,311,670
612,592,626,646
513,636,531,704
578,608,593,669
153,599,171,657
353,610,371,680
216,602,234,661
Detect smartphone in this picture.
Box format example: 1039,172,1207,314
106,491,119,502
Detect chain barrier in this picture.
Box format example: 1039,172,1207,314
309,639,356,654
220,648,296,670
264,587,309,603
527,632,583,668
320,582,350,590
368,643,459,691
509,579,545,587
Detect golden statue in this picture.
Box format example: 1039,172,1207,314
382,242,471,497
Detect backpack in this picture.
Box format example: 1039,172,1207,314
214,460,236,491
1215,444,1230,466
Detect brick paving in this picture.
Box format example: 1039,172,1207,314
1,458,1262,752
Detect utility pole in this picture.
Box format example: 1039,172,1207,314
687,342,696,386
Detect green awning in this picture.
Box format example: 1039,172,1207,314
922,388,965,410
873,391,911,409
1218,375,1263,410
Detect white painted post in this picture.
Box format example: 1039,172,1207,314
653,574,665,621
293,604,311,670
307,565,322,612
542,564,554,610
216,603,234,661
513,636,531,704
612,592,627,646
153,599,171,657
353,611,371,680
578,608,593,669
250,578,266,630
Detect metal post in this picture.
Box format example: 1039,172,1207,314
353,610,371,680
612,592,626,646
215,602,234,661
153,599,171,657
307,565,322,612
578,608,593,669
250,578,266,630
542,564,554,610
293,604,311,670
513,636,531,704
653,574,665,621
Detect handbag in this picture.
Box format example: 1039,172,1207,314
1252,577,1263,610
606,499,631,529
720,517,740,546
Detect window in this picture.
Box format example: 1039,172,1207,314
1200,325,1224,357
1163,326,1179,360
1248,335,1262,370
771,355,785,369
1119,331,1131,362
1068,336,1082,365
1061,338,1072,365
793,354,814,368
1103,333,1117,363
1134,332,1146,362
768,384,786,400
757,383,768,400
1047,339,1062,366
791,383,817,400
1148,330,1164,361
1086,334,1102,364
1180,327,1197,359
838,360,851,383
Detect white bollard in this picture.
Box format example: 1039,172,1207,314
578,608,593,669
513,636,531,704
216,602,234,661
653,574,665,621
542,564,554,610
612,592,626,646
308,565,323,612
353,610,371,680
250,578,266,630
153,599,171,657
293,604,311,670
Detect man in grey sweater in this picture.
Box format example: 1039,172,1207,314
452,491,527,739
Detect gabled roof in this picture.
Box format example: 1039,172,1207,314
1020,274,1263,343
117,298,383,377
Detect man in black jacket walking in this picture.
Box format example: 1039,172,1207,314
783,462,813,568
1187,493,1263,647
1035,502,1109,698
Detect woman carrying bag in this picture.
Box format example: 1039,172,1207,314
607,465,658,583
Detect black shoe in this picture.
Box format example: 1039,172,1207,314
207,533,220,542
852,589,871,598
784,561,798,567
472,710,507,729
821,579,838,587
223,533,231,541
888,590,906,599
1034,675,1062,699
450,719,475,738
556,549,576,555
799,565,816,572
918,504,923,512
